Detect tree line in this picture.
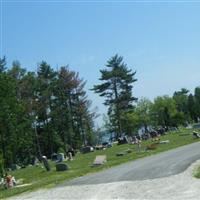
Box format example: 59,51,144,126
92,55,200,137
0,54,200,171
123,87,200,136
0,56,96,169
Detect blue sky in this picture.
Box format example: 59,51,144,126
1,1,200,126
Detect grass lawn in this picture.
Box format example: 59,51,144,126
1,127,200,199
194,166,200,178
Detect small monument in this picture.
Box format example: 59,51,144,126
93,155,107,166
57,153,65,162
56,163,69,171
51,153,58,161
41,156,51,171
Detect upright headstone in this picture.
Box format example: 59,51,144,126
57,153,64,162
68,152,73,161
68,147,75,156
41,156,51,171
82,146,94,153
51,153,58,161
56,163,69,171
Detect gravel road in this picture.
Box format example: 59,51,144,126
9,142,200,199
65,141,200,185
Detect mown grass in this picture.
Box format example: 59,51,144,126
1,127,199,199
194,166,200,178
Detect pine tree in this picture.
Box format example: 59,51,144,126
92,54,137,138
0,56,6,73
35,61,57,157
194,87,200,120
187,93,197,122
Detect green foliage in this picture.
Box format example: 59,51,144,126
0,56,6,73
57,147,65,154
1,54,200,177
173,88,189,120
121,112,140,135
188,93,197,122
135,97,152,129
0,151,4,176
150,95,181,126
0,57,95,168
194,87,200,119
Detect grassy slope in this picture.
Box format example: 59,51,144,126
1,128,199,199
194,166,200,178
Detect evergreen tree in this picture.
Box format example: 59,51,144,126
92,54,137,138
35,61,57,157
194,87,200,120
0,151,4,176
52,66,95,149
187,93,197,122
0,56,6,73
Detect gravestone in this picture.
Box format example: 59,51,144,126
56,163,69,171
68,152,73,161
116,152,125,156
125,149,132,153
82,146,94,153
193,131,200,139
51,153,58,161
118,136,129,145
93,155,107,166
95,145,103,150
32,157,39,165
68,147,75,156
159,140,170,144
57,153,65,162
11,164,21,171
41,156,51,171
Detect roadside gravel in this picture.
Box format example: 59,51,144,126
10,159,200,200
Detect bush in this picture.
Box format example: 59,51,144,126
57,147,65,154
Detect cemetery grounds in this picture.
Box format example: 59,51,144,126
1,127,200,199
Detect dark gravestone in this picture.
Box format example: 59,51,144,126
118,136,129,145
41,156,51,171
51,153,58,161
68,147,75,157
31,157,39,165
56,163,69,171
193,131,200,139
116,152,125,156
125,149,132,153
57,153,64,162
95,145,103,150
82,146,94,154
102,142,113,148
11,164,21,171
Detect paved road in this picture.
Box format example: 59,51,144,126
61,141,200,186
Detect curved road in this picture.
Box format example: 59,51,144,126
62,141,200,186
